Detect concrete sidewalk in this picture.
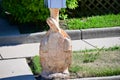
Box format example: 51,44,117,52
73,37,120,51
0,37,120,80
0,58,35,80
0,43,40,59
0,37,119,60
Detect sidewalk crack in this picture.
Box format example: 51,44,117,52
82,39,105,53
82,39,98,49
0,54,4,60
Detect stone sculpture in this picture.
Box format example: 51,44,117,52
39,0,72,79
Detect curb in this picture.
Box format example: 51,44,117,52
0,32,46,46
81,27,120,39
0,27,120,45
70,75,120,80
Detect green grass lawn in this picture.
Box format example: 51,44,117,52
70,46,120,78
66,14,120,29
29,46,120,78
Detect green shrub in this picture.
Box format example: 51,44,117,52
60,0,78,20
1,0,78,23
66,0,78,9
1,0,49,23
0,2,2,13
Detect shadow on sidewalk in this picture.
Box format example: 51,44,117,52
0,75,35,80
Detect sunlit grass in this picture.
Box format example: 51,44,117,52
67,14,120,29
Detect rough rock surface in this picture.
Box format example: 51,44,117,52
39,17,72,79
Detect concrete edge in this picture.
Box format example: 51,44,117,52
70,75,120,80
0,27,120,45
81,27,120,39
0,32,46,46
66,30,81,40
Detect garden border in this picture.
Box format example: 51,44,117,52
0,27,120,46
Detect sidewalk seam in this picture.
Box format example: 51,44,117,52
0,54,4,60
79,29,83,40
0,56,32,61
82,40,98,49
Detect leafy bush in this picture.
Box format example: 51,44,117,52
0,2,2,12
1,0,78,23
66,0,78,9
1,0,49,23
60,0,78,19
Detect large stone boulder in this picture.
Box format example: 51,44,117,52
39,17,72,79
